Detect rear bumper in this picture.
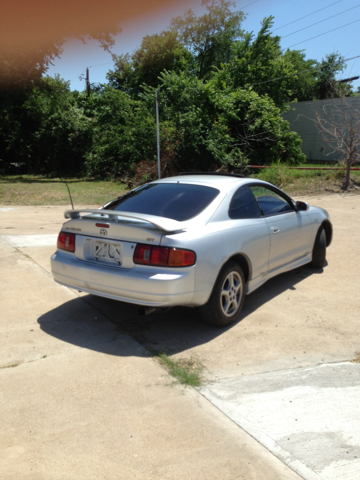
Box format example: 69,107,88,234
51,251,195,307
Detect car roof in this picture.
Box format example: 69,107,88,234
153,173,269,191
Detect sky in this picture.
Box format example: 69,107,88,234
46,0,360,92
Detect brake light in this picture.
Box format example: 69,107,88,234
150,246,169,266
57,232,76,252
134,244,195,267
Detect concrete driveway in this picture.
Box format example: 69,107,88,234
0,194,359,480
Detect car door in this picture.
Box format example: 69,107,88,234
249,185,313,272
228,185,271,280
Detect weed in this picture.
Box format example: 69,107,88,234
351,352,360,363
253,164,293,188
0,363,20,369
153,351,204,387
41,355,47,359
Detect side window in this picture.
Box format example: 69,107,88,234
249,186,293,216
229,186,262,219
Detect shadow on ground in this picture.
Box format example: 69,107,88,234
38,265,324,356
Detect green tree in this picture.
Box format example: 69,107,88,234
171,0,244,79
207,84,306,165
142,70,305,172
107,30,193,96
143,72,214,171
84,87,157,177
211,19,353,108
0,76,93,175
316,53,347,99
213,17,312,110
282,49,319,103
0,20,120,173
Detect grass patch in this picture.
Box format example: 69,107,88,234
0,175,128,206
153,352,204,387
1,167,359,206
252,164,360,196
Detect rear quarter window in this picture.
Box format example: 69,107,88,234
229,186,262,219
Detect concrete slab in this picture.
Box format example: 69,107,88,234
201,362,360,480
0,238,119,366
0,206,66,235
17,245,56,273
0,205,96,236
0,342,302,480
0,238,302,480
3,234,58,248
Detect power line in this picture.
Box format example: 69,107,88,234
288,18,360,48
71,71,85,82
71,61,114,84
342,54,360,63
240,0,259,9
348,55,359,77
273,0,345,31
89,62,113,69
282,5,360,39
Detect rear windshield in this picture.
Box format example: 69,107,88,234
104,183,220,221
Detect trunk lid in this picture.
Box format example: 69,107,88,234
61,210,187,269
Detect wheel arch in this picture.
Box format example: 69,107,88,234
225,253,252,283
321,220,333,247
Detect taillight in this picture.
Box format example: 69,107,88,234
134,244,195,267
169,248,195,267
150,246,169,266
133,245,151,265
57,232,76,252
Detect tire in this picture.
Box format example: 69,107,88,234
199,262,245,327
310,227,326,268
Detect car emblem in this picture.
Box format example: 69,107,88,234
100,228,108,236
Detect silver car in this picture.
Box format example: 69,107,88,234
51,173,332,326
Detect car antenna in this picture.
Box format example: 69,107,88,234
62,178,74,210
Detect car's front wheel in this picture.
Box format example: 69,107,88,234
200,262,245,327
310,227,326,268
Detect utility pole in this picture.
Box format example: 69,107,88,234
86,68,91,98
156,89,161,179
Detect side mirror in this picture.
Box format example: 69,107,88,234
295,201,309,212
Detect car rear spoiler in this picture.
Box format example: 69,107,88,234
64,209,187,233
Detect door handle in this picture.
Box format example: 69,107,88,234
271,227,280,234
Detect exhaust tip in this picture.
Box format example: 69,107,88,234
138,306,158,316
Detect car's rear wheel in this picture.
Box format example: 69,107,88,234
200,262,245,327
310,227,326,268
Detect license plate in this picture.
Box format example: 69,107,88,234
93,240,122,264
